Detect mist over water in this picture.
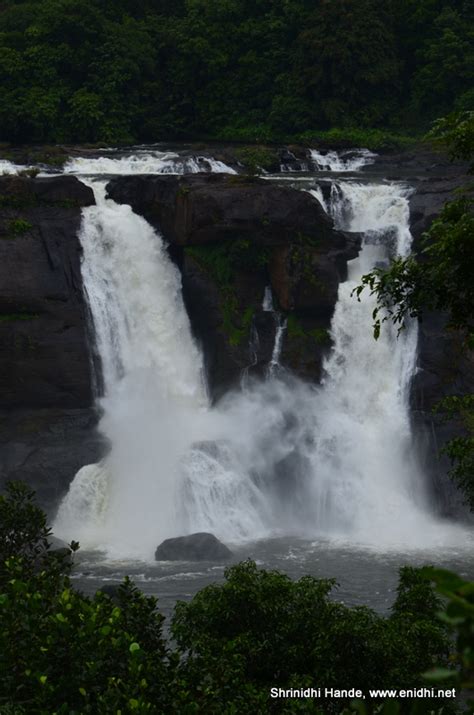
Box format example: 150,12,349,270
55,157,470,560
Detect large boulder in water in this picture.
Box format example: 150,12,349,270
155,532,233,561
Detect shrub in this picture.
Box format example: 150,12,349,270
0,483,470,714
6,219,33,236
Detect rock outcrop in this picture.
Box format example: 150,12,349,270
155,532,233,561
107,174,360,397
107,174,339,247
0,176,103,512
400,159,473,516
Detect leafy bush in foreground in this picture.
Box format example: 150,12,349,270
0,482,471,714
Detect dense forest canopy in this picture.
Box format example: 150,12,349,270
0,0,473,143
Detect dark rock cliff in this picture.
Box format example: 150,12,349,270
0,176,103,512
107,174,360,398
400,159,473,516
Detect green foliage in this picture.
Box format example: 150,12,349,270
435,395,474,509
1,484,472,713
234,146,279,174
0,483,172,713
0,1,472,142
422,567,474,698
171,559,452,712
287,316,330,347
410,7,474,120
287,314,307,339
186,240,268,345
0,482,52,580
0,313,38,322
216,123,279,144
297,128,416,152
186,243,235,287
427,112,474,167
354,196,474,343
18,168,39,178
6,218,32,236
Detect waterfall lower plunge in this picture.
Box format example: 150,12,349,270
55,178,461,558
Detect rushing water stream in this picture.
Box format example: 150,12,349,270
43,147,473,611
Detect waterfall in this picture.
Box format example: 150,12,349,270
54,180,210,557
262,286,274,312
63,152,236,175
268,318,287,374
55,171,466,559
240,322,260,387
302,181,430,542
310,148,376,172
0,160,28,174
260,286,287,373
309,186,328,212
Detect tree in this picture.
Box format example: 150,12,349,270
292,0,400,129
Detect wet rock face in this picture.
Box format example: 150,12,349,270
107,174,360,399
0,175,94,409
401,159,472,517
269,237,359,315
155,532,233,561
0,176,102,513
411,313,474,518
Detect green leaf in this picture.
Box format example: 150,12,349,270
423,667,457,681
129,642,140,653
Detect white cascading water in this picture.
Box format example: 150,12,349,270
54,180,208,556
54,180,270,557
268,319,287,373
0,160,28,174
55,163,467,559
261,286,287,373
303,182,432,542
310,148,376,172
262,286,274,312
309,186,328,212
63,152,236,175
